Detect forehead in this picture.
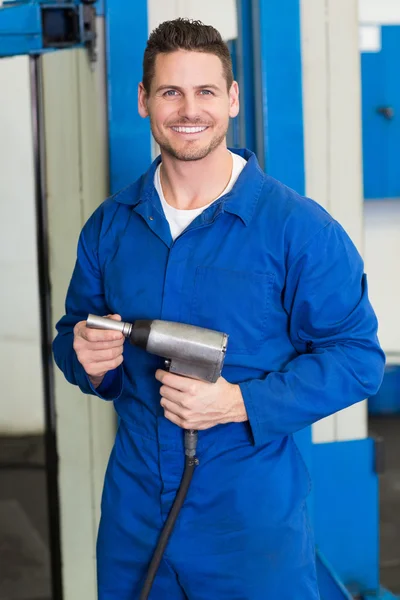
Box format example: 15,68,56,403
153,50,225,87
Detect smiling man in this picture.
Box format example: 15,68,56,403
53,18,385,600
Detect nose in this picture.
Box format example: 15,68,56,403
178,93,201,122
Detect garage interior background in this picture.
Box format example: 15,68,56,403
0,0,400,599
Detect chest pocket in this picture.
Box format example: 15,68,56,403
190,266,275,355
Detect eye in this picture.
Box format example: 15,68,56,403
164,90,179,97
200,89,214,96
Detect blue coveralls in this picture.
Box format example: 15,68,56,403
53,149,385,599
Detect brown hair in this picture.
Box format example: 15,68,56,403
142,18,233,94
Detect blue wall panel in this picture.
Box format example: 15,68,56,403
362,26,400,199
96,0,104,16
253,0,305,195
369,365,400,415
316,552,354,600
105,0,151,195
313,439,379,595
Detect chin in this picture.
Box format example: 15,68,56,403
179,147,211,161
161,143,212,162
157,129,227,162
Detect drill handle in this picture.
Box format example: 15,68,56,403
164,360,198,460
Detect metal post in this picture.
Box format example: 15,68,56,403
236,0,257,154
30,54,63,600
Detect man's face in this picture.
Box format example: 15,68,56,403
138,50,239,161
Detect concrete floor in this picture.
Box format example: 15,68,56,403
0,421,399,599
0,436,51,600
369,416,400,595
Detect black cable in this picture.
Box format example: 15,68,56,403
139,454,198,600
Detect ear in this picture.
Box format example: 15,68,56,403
228,81,239,119
138,83,149,118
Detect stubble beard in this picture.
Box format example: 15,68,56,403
151,120,228,162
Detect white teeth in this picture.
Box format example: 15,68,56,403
171,126,207,133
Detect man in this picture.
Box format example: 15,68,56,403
53,18,385,600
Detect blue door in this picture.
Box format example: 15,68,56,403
362,26,400,199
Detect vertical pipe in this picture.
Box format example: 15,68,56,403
30,54,63,600
250,0,265,166
236,0,258,154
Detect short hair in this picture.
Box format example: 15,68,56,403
142,18,234,93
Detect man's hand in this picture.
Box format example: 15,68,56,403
73,314,124,388
155,370,248,430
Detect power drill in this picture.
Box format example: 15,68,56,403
86,314,228,383
86,314,229,598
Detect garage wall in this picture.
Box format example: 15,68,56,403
359,0,400,360
0,56,45,434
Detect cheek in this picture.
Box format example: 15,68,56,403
211,102,230,121
150,103,175,128
214,109,230,130
160,108,175,125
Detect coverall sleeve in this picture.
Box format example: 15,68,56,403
239,221,385,446
52,210,123,401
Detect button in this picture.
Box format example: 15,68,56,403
149,216,154,221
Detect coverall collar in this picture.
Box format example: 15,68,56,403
114,148,266,227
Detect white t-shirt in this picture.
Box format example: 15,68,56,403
154,151,247,241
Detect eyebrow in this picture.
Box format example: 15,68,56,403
155,84,221,93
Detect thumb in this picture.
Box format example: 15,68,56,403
107,314,122,321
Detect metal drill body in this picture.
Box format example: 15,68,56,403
146,319,228,383
86,314,228,383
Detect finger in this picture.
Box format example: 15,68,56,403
106,314,122,322
81,327,124,343
75,318,124,342
163,410,185,428
162,405,195,429
74,338,123,357
86,346,123,362
160,398,188,420
90,338,125,350
163,408,198,430
82,355,124,376
164,411,210,431
155,370,198,393
159,385,186,405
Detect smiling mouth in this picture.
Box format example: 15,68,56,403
170,126,209,134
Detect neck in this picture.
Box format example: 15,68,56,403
159,143,233,210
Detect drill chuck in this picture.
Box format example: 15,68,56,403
86,314,133,338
